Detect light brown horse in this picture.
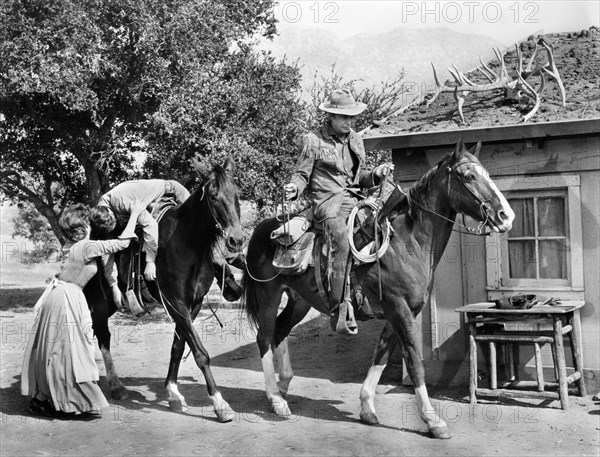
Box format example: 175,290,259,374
242,140,514,438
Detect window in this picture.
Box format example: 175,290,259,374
486,175,584,300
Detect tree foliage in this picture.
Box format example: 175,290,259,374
1,1,410,261
0,0,285,248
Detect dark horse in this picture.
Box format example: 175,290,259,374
85,157,244,422
242,140,515,438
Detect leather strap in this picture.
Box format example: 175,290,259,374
313,237,329,306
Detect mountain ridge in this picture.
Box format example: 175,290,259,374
259,26,505,93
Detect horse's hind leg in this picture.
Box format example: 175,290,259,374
87,279,128,400
255,285,289,416
391,308,450,439
359,322,398,425
273,290,311,397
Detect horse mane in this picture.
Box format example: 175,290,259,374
380,151,454,226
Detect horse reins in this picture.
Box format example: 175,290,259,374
407,162,494,237
199,179,225,237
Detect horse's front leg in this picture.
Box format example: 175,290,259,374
359,321,398,425
165,332,188,412
170,311,235,423
391,309,451,439
165,302,204,412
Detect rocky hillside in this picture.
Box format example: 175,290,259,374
364,27,600,134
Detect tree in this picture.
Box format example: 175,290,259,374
1,0,283,252
143,48,306,209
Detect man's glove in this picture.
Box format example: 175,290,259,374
374,163,395,178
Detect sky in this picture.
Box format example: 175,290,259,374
273,0,599,45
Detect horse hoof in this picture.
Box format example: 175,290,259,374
359,412,379,425
169,399,189,413
215,406,235,423
429,425,452,439
110,388,129,401
272,402,292,417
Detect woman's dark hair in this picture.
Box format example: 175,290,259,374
90,206,116,237
59,204,90,242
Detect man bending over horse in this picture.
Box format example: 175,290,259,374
283,89,393,334
90,179,243,305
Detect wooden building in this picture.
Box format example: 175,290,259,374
362,30,600,392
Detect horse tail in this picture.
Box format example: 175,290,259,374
241,217,280,329
241,272,260,329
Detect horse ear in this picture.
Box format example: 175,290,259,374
192,158,210,181
451,137,464,160
223,156,235,174
469,141,482,158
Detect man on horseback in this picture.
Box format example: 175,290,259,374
90,179,243,307
283,89,392,334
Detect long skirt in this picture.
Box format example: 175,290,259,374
21,279,109,413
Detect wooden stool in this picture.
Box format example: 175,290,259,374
456,301,587,410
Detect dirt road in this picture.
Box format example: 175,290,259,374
1,291,599,456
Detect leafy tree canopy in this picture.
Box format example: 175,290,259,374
1,1,410,261
1,0,289,246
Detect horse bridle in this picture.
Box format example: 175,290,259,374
409,160,494,236
199,179,225,236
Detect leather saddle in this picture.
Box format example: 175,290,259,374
119,198,179,316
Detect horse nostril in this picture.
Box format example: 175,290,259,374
498,210,507,221
227,236,241,250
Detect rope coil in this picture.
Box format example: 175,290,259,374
347,199,392,264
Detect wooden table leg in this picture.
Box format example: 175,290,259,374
489,342,497,390
469,321,477,404
569,310,587,397
553,316,569,410
534,342,544,392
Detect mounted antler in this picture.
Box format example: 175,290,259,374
426,38,566,123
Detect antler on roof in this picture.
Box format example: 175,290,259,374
427,38,566,123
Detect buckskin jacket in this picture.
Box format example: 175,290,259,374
290,122,378,223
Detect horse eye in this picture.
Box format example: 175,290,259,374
464,174,476,182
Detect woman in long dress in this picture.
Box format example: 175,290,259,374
21,200,145,416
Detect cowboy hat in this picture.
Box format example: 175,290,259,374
319,89,367,116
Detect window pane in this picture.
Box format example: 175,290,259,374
508,240,536,278
508,198,534,237
538,197,566,236
539,240,567,279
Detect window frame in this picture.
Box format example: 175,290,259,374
485,174,584,301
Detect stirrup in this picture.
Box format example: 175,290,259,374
331,300,358,335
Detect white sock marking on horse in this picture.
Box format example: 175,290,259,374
414,385,445,427
275,339,293,394
360,364,386,416
166,381,185,403
262,348,291,415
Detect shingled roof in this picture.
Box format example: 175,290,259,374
363,27,600,147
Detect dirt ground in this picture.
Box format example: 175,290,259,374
1,288,599,457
